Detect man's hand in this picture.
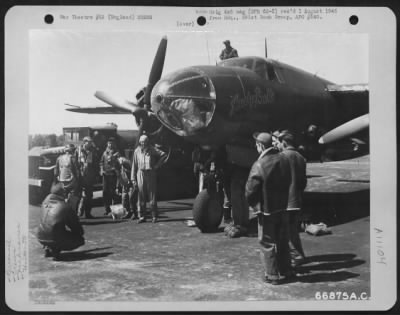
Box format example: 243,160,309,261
250,203,262,215
132,181,138,190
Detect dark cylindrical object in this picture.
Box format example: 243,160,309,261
192,189,223,233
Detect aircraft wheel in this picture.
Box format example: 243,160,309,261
192,189,223,233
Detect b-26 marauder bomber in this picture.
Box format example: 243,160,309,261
67,36,370,227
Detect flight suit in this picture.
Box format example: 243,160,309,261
131,145,167,220
100,148,120,213
219,47,239,60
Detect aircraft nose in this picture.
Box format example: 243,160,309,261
150,69,216,136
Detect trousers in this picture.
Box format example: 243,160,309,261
78,177,94,216
103,174,118,211
137,169,158,218
60,178,80,213
231,167,249,228
288,211,306,259
122,185,138,215
258,211,291,280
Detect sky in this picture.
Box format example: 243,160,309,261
29,31,368,134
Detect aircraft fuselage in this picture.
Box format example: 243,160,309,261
150,56,364,148
151,57,354,146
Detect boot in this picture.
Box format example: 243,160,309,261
223,207,232,224
44,246,52,258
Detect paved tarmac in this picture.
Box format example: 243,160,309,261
28,197,370,305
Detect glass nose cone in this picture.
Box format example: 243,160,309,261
151,69,216,136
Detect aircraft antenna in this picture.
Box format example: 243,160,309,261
265,37,268,58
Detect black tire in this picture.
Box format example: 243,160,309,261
192,189,223,233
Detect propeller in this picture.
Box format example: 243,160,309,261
95,37,168,147
94,91,147,116
144,36,168,107
318,114,369,144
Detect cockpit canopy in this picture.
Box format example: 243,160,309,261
218,57,280,82
151,68,216,137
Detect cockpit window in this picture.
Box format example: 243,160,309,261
254,60,269,80
219,57,280,82
255,60,278,81
218,58,254,70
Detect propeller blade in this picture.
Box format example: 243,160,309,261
94,91,146,116
144,36,168,106
318,114,369,144
64,103,80,108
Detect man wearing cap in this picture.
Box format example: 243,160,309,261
131,135,167,223
54,143,81,212
36,183,85,261
298,124,323,161
278,131,307,267
100,138,120,215
219,40,239,60
272,130,281,149
245,132,292,285
77,136,98,219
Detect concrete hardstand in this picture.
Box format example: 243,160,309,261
28,198,370,304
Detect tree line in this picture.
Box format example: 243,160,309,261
29,134,65,149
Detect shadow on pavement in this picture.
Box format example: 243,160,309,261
297,260,365,273
295,270,360,283
80,219,126,226
157,207,193,212
166,201,194,207
302,253,356,262
289,253,365,284
58,247,114,261
158,217,191,223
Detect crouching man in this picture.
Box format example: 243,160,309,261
36,183,85,260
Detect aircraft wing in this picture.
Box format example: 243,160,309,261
318,83,369,144
326,83,368,93
305,155,369,193
225,141,369,194
326,83,368,115
65,106,131,115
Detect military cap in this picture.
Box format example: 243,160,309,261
253,132,272,147
278,130,295,144
83,136,93,142
50,183,65,196
307,125,317,133
64,143,76,152
139,135,149,142
272,130,281,139
223,40,230,45
107,137,116,142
